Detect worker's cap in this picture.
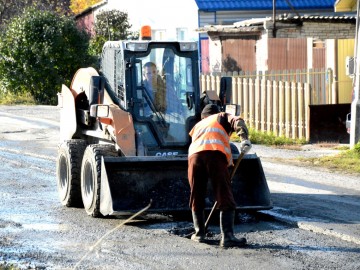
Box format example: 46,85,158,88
201,104,220,119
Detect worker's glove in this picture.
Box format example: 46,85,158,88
239,140,252,154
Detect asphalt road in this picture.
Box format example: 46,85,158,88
0,105,359,270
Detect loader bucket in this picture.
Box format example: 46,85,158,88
100,154,272,216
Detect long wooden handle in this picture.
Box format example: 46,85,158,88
230,151,245,181
204,201,217,230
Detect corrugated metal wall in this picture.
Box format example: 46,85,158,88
268,38,307,70
200,39,210,73
313,43,326,69
222,39,256,72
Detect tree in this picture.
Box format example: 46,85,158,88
0,8,94,104
90,9,136,56
70,0,101,14
0,0,71,28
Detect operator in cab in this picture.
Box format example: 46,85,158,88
143,62,167,113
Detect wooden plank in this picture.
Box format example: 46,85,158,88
206,74,211,92
267,80,273,133
305,83,311,141
249,78,255,128
237,77,243,114
255,78,261,130
243,78,249,123
261,79,266,132
291,82,298,139
298,82,305,139
232,77,237,105
279,81,285,137
272,81,279,136
285,81,291,138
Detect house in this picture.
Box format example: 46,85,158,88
194,0,348,57
195,1,357,143
197,10,356,104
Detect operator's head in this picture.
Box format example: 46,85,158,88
143,62,157,82
201,104,220,119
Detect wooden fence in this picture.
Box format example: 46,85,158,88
203,68,335,105
199,71,330,140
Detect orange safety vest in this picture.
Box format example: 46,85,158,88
189,114,233,166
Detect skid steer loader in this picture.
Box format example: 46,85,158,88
56,34,272,217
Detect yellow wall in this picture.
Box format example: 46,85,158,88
334,0,357,12
337,39,355,103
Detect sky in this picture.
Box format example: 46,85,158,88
103,0,199,32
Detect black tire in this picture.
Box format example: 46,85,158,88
80,144,117,217
56,140,87,207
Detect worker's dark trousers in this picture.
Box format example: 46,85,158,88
188,150,236,211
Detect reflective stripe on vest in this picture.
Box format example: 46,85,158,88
189,114,233,166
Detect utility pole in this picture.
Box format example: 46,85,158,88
350,0,360,147
273,0,276,37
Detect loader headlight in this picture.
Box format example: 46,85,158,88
90,104,110,118
125,42,149,52
179,42,197,51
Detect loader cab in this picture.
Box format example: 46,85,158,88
100,41,201,156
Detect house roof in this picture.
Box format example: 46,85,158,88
195,0,337,11
74,0,107,18
197,13,356,33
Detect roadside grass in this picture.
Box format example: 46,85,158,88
0,91,36,105
0,265,19,270
231,128,360,175
299,143,360,174
231,128,307,146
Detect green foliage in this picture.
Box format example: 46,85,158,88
90,9,134,56
0,263,20,270
0,0,72,31
0,8,94,105
231,128,307,145
354,141,360,156
0,91,35,104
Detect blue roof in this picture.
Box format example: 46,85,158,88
195,0,336,11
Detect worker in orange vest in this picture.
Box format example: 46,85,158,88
188,104,251,247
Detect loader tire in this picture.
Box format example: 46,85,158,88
56,140,87,207
81,144,118,217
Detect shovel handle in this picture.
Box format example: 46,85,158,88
230,151,245,181
204,201,217,230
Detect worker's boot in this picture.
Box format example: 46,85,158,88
191,210,206,242
220,210,247,248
